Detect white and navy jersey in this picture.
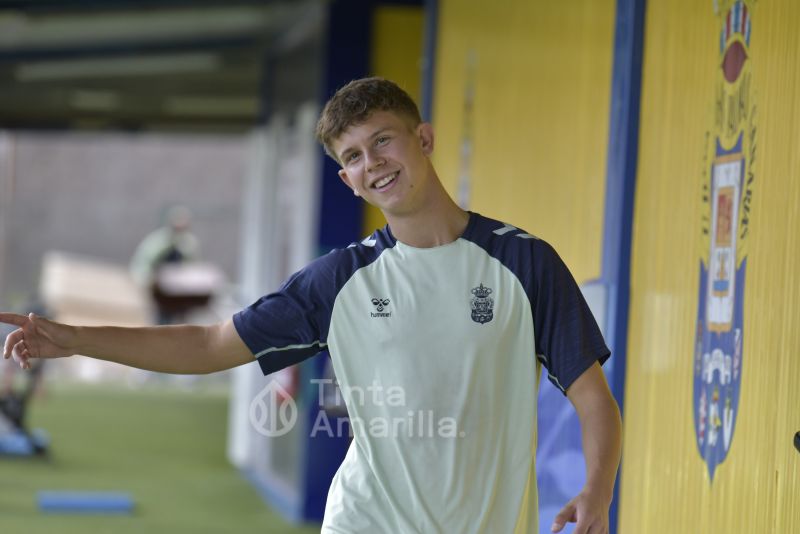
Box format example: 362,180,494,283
234,212,609,533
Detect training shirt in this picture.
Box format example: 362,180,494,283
234,212,609,533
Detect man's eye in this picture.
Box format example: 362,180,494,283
347,152,360,162
376,136,389,146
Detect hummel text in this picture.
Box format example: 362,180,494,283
371,298,391,318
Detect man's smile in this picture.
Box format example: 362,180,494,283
372,171,399,191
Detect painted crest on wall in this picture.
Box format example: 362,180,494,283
693,0,756,482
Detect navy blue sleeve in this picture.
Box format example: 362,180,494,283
531,240,610,394
233,254,338,376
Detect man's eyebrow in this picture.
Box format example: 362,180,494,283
368,126,393,139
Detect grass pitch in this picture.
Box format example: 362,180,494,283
0,384,320,534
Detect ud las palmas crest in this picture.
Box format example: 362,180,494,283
693,0,756,482
470,284,494,324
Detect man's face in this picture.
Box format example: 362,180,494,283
333,110,434,217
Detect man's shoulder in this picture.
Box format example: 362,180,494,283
465,212,554,261
297,226,396,284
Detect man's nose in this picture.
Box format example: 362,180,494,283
364,150,385,172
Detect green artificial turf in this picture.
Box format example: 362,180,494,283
0,385,320,534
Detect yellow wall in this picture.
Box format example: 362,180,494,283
620,0,800,531
364,5,425,234
432,0,615,283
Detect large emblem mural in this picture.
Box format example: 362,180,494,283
693,0,756,481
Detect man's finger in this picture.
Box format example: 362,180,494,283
0,312,29,327
14,339,28,357
576,512,609,534
583,522,606,534
551,505,576,533
3,331,10,359
3,328,23,359
12,339,30,369
573,514,594,534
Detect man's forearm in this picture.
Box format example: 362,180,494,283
73,323,236,374
578,387,623,502
567,362,623,501
551,363,623,533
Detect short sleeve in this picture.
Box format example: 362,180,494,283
531,241,610,394
233,260,334,376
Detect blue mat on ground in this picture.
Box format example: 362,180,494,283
0,428,48,456
38,491,135,514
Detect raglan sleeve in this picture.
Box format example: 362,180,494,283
232,255,335,376
530,240,610,394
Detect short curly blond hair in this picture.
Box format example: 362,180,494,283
316,77,422,162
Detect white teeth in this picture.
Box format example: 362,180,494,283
374,172,397,189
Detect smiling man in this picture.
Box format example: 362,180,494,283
2,77,621,534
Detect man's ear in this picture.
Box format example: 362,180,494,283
417,122,434,156
338,168,360,197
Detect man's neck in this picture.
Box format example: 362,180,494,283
384,182,470,248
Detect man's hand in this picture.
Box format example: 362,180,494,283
1,312,77,370
553,361,622,534
551,487,612,534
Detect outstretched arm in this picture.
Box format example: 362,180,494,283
552,361,622,534
1,313,253,375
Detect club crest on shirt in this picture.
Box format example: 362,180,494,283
470,284,494,324
693,0,755,482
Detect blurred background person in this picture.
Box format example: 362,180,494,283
130,204,199,288
130,205,207,324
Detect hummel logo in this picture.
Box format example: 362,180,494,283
371,298,391,318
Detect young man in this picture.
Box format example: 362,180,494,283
2,78,621,534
